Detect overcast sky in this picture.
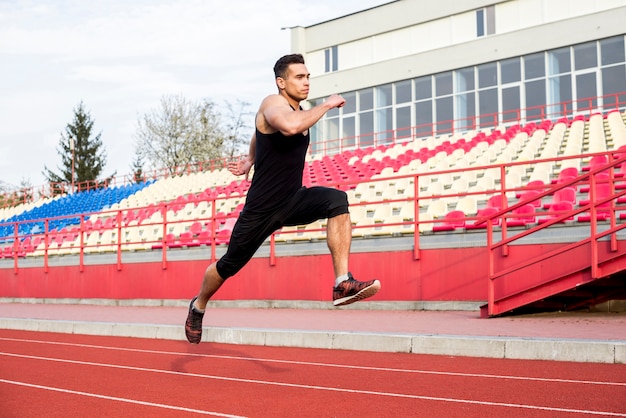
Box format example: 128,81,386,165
0,0,391,190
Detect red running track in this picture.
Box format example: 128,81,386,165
1,329,625,417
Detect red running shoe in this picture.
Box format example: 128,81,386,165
333,273,381,306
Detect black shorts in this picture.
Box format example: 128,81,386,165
215,186,349,279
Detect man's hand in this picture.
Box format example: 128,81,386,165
326,94,346,109
228,157,253,181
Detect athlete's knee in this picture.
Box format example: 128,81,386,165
328,189,349,218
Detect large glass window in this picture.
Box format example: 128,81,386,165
479,88,498,127
574,42,598,70
415,76,432,100
548,47,571,75
457,67,475,92
601,37,625,66
376,108,393,143
478,63,497,88
548,74,573,115
395,80,412,104
396,106,412,139
576,72,597,109
501,57,521,83
525,53,545,79
435,72,453,96
312,35,625,153
602,65,626,105
456,92,476,130
376,84,393,107
359,111,374,147
359,88,373,111
436,96,453,134
415,101,433,136
502,86,520,122
342,116,356,148
525,79,546,120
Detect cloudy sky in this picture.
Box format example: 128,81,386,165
0,0,390,190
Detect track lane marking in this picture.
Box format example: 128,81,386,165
1,351,624,416
0,378,246,417
0,336,624,387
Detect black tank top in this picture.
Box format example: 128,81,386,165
244,127,310,213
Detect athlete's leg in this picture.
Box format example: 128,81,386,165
326,212,351,278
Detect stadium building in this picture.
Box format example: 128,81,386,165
286,0,626,154
2,0,626,321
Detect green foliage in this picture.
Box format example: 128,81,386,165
43,101,115,193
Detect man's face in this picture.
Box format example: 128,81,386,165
280,63,310,101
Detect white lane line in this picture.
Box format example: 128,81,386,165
1,351,625,417
0,378,246,418
0,336,623,387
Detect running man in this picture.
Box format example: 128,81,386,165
185,54,381,344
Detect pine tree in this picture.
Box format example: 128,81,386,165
43,101,114,193
130,154,145,184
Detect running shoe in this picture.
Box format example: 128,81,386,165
185,296,204,344
333,273,381,306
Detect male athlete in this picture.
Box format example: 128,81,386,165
185,54,381,344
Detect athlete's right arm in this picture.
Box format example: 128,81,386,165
262,94,345,137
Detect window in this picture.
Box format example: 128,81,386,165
576,72,597,110
376,84,393,107
396,106,412,139
324,45,338,73
456,92,476,130
456,67,475,92
525,53,545,79
574,42,597,70
414,76,432,100
359,111,374,147
395,80,412,104
602,65,626,106
342,116,356,148
414,101,433,136
548,48,571,75
502,86,520,122
525,79,546,120
501,58,521,83
479,88,498,127
359,88,373,111
342,91,356,114
478,63,497,88
436,96,453,134
548,74,572,114
435,72,453,96
601,37,625,66
476,5,495,37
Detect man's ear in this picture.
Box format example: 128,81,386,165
276,77,286,90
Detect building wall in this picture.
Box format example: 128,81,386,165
288,0,626,153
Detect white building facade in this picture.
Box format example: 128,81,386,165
287,0,626,154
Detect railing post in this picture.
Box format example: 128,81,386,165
413,174,420,260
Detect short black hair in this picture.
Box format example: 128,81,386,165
273,54,305,79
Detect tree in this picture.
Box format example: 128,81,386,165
222,99,253,159
130,154,145,184
43,101,113,193
135,94,226,174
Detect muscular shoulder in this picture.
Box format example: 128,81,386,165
256,94,291,134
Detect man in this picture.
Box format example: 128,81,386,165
185,54,381,344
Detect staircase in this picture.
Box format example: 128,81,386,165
481,158,626,317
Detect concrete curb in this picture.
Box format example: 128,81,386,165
1,318,624,364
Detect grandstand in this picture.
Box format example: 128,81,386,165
1,1,626,316
1,107,626,316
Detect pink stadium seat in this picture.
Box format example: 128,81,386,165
466,207,500,229
538,201,574,224
432,210,466,232
544,187,577,209
518,189,542,208
507,204,537,227
582,155,608,171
